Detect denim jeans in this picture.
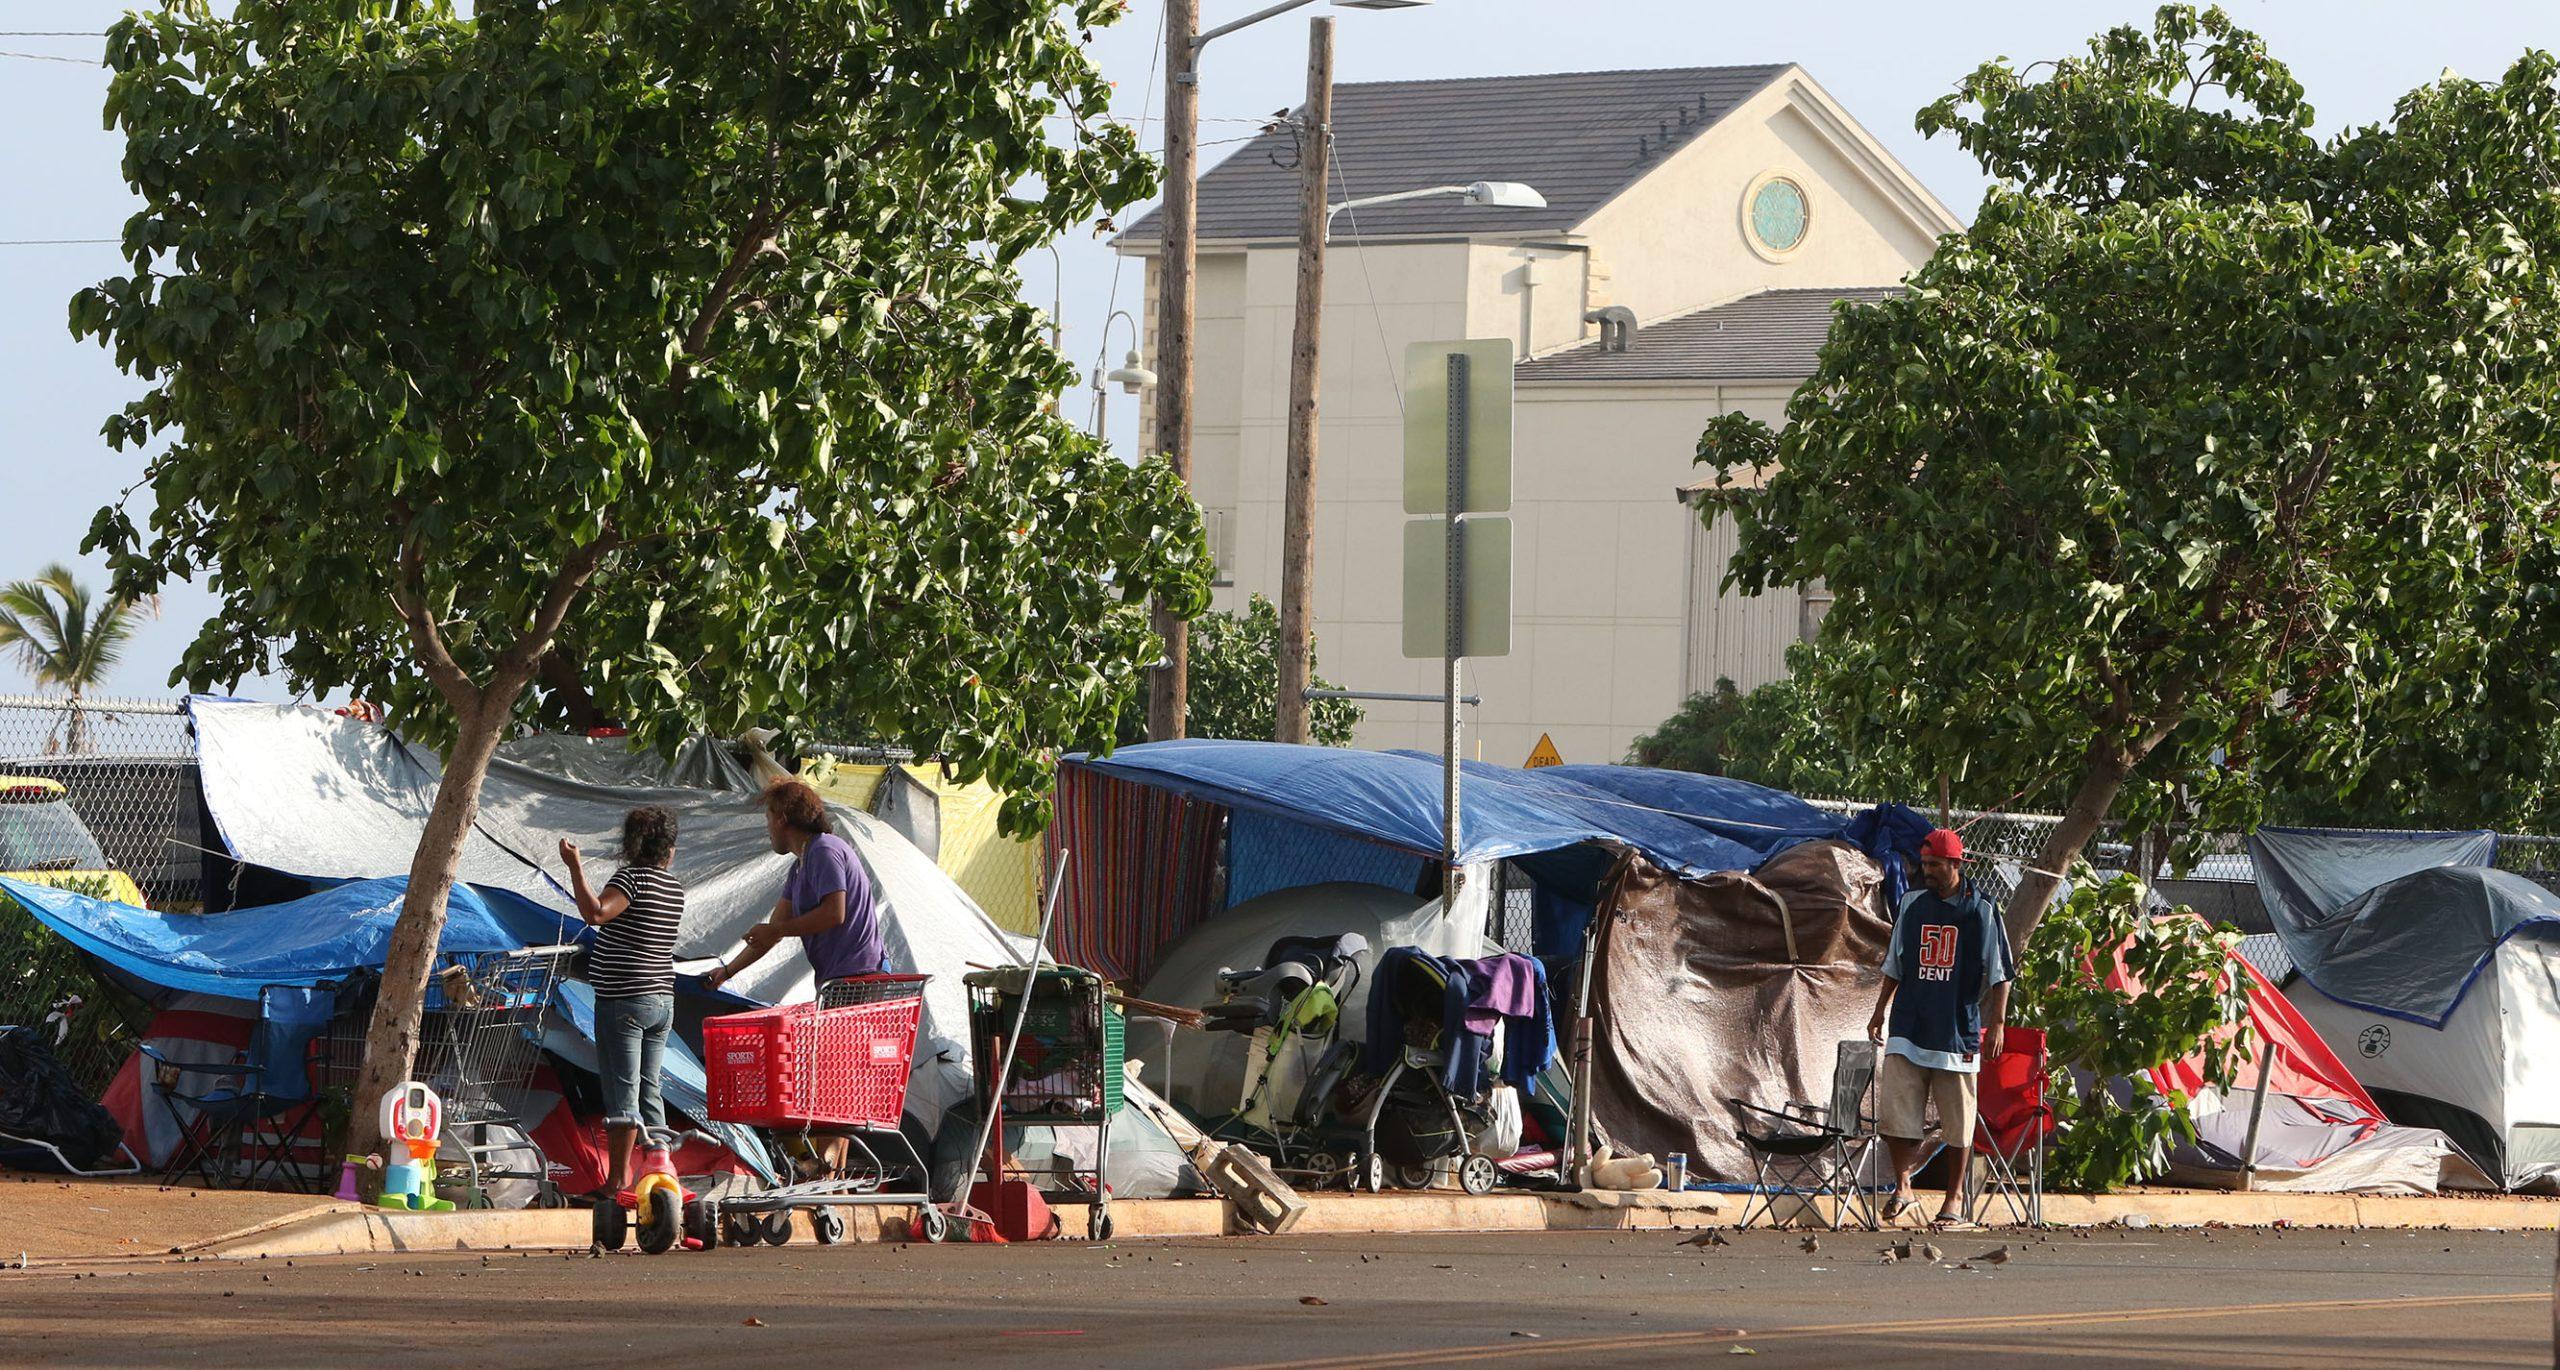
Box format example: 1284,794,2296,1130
594,992,672,1131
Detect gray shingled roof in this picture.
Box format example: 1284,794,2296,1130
1516,285,1905,384
1119,64,1790,244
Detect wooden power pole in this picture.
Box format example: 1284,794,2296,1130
1147,0,1200,741
1274,18,1333,745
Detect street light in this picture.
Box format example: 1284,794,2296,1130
1148,0,1429,743
1325,181,1549,236
1088,308,1153,437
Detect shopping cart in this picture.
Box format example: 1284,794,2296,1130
700,973,952,1245
416,944,576,1209
964,965,1121,1239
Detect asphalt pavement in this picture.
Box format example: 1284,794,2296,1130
1,1226,2550,1367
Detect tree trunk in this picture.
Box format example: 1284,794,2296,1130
2001,749,2134,951
344,690,520,1161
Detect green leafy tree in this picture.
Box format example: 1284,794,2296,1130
1121,595,1362,746
2009,871,2252,1192
74,0,1207,1156
1699,7,2560,944
0,565,158,752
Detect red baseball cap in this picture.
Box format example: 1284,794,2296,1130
1921,828,1965,861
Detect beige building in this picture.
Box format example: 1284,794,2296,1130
1118,64,1960,766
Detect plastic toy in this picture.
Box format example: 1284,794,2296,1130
375,1081,456,1212
593,1126,707,1254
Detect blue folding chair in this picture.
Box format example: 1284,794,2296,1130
143,983,340,1192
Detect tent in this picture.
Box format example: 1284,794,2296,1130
801,757,1043,935
2249,828,2560,1189
2095,916,2479,1194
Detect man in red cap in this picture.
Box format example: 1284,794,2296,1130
1866,826,2012,1228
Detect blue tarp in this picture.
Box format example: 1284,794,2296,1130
0,874,777,1181
0,876,526,999
1068,740,1765,881
1532,765,1840,853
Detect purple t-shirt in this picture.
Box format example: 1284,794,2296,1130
785,832,884,983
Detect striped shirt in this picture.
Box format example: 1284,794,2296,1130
590,865,685,999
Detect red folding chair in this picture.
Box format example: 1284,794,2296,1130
1966,1026,2053,1227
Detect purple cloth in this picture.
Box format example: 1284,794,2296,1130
1456,953,1538,1033
785,832,884,983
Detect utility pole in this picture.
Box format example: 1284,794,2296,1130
1147,0,1200,741
1274,18,1333,745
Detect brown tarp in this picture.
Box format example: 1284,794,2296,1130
1589,840,1890,1181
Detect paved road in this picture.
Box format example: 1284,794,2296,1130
2,1226,2551,1367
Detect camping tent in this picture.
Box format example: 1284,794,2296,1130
2249,830,2560,1189
801,757,1043,935
2097,920,2478,1194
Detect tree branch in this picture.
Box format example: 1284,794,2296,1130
390,533,477,711
492,530,616,691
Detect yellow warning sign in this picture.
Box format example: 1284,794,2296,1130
1524,733,1563,769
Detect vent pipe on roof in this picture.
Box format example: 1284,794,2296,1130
1585,306,1637,354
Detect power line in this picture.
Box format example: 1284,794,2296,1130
0,238,117,246
1,48,96,64
0,31,105,37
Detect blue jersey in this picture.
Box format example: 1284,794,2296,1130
1884,883,2013,1073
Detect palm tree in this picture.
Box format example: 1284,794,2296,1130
0,565,158,753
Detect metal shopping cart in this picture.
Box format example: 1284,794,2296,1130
964,964,1121,1240
416,944,577,1209
700,973,952,1245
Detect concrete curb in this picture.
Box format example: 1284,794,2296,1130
136,1184,2560,1262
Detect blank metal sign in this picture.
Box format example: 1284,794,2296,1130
1401,516,1513,659
1402,338,1514,516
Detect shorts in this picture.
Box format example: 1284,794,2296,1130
1878,1051,1976,1144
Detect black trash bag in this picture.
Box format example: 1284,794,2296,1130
0,1025,126,1172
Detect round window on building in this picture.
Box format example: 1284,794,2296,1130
1747,176,1809,256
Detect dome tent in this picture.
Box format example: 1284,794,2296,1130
2251,830,2560,1190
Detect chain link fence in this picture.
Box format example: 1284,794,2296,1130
1807,792,2560,935
0,695,204,1094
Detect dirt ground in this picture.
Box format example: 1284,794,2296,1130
2,1175,349,1262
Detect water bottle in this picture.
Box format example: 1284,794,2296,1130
1664,1153,1687,1191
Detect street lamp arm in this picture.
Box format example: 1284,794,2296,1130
1194,0,1324,51
1325,184,1472,225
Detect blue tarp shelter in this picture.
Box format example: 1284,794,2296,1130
0,874,771,1181
0,876,522,1000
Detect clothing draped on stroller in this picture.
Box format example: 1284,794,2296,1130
1197,933,1369,1158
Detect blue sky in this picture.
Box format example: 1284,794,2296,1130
2,1,2551,698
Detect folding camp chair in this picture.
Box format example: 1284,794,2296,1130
1965,1027,2053,1227
1727,1039,1881,1231
142,983,339,1192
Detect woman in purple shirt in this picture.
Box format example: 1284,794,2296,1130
704,777,885,993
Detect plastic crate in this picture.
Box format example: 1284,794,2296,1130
703,986,925,1130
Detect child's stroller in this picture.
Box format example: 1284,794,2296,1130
1197,933,1367,1179
1346,950,1503,1196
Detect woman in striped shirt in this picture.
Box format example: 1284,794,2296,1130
560,805,685,1201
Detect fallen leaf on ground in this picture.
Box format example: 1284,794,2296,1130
1727,1348,1758,1356
1299,1297,1328,1306
742,1318,767,1328
1510,1331,1541,1339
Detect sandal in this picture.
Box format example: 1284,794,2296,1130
1933,1212,1981,1232
1881,1192,1912,1222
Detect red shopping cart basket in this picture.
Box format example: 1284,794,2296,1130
704,975,928,1130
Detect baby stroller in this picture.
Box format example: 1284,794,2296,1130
1346,950,1502,1197
1197,933,1367,1180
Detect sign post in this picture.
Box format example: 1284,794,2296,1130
1402,339,1514,883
